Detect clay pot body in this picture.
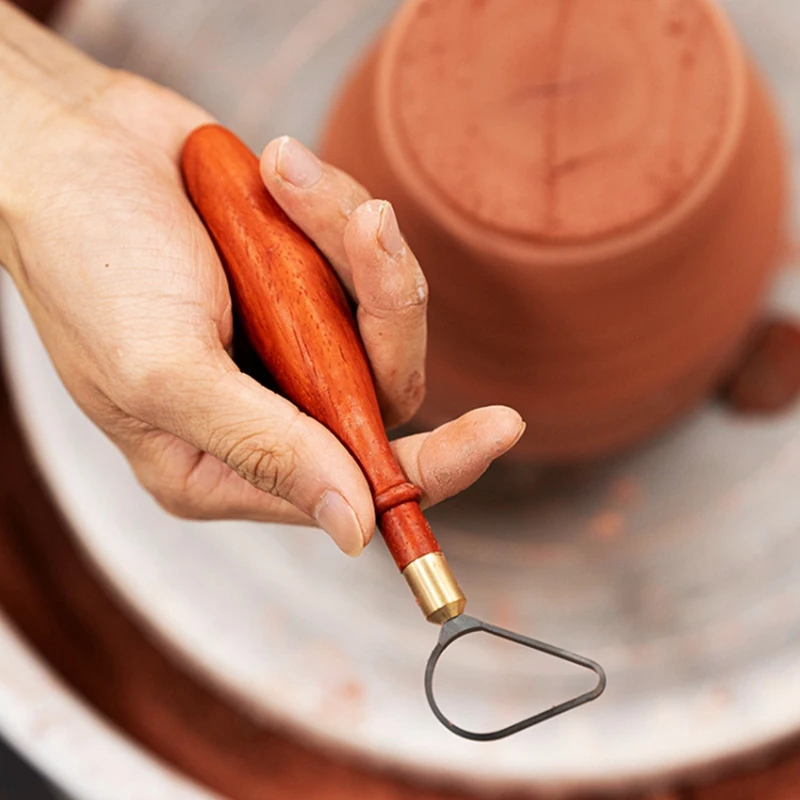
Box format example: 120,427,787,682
320,0,787,461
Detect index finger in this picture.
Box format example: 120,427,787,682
260,135,370,294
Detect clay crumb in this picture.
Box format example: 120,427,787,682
719,319,800,414
610,476,642,507
588,510,625,540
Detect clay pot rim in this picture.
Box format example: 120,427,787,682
374,0,750,271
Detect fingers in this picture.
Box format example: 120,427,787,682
122,430,312,525
261,137,427,427
123,349,376,556
260,135,370,293
344,200,428,427
123,404,524,541
391,406,525,508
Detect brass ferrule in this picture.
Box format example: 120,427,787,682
402,552,466,625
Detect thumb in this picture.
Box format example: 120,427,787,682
143,352,375,556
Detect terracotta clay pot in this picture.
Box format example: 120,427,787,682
320,0,787,461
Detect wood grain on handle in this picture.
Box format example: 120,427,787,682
180,124,439,570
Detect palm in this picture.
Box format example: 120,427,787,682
5,72,523,550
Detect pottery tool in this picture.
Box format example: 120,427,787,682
180,124,606,741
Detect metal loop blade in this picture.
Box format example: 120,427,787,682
425,614,607,742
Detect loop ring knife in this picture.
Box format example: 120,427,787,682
181,124,606,740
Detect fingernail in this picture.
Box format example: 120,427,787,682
378,201,405,257
494,415,526,458
314,491,365,557
276,136,322,188
510,420,527,449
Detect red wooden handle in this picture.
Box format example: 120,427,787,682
181,124,439,570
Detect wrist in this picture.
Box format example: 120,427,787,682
0,1,114,213
0,1,110,100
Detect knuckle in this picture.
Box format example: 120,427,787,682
131,447,212,521
359,287,428,324
150,485,204,520
113,358,175,419
213,428,298,497
404,273,429,309
136,466,205,520
105,340,208,423
373,274,429,318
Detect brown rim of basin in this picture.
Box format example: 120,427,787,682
0,339,799,799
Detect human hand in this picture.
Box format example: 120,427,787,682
0,37,523,556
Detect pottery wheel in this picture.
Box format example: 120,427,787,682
3,0,800,793
5,340,800,800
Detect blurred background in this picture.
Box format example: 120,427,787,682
0,737,56,799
